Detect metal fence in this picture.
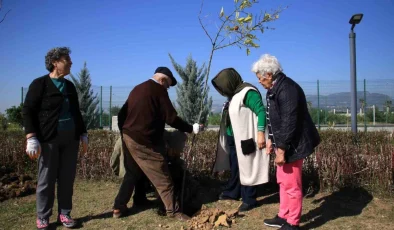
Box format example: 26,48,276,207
22,79,394,129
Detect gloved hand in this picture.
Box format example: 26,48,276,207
80,134,88,154
26,137,41,159
193,123,204,134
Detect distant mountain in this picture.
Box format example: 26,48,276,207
306,91,392,111
209,91,393,113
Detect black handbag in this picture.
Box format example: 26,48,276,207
240,138,256,155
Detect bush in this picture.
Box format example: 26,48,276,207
0,129,393,195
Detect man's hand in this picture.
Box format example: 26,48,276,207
26,137,41,159
274,147,286,166
257,131,266,150
193,123,204,134
80,134,88,154
266,139,273,154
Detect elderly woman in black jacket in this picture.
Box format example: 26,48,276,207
251,54,320,230
23,47,87,230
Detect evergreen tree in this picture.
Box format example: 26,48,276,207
5,103,23,127
69,62,99,129
169,54,212,125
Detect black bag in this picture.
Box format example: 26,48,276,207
240,138,256,155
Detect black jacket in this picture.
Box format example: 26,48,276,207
22,74,87,142
266,72,320,163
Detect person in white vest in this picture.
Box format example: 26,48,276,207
211,68,270,212
252,54,320,230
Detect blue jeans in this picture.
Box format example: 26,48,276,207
221,135,257,206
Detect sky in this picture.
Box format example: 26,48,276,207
1,0,394,113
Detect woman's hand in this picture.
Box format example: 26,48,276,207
275,147,286,166
266,139,273,154
26,136,41,160
257,131,266,150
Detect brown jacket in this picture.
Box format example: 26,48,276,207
122,79,192,147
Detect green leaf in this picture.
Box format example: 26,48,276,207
251,42,260,48
244,15,252,22
220,7,224,18
235,11,239,19
244,38,252,45
246,48,250,56
237,17,245,23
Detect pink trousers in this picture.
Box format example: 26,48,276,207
276,159,303,226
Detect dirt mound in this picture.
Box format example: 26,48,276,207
0,166,36,202
185,205,239,230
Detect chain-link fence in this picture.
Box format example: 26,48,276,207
22,79,394,130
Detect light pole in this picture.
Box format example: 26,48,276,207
349,13,363,134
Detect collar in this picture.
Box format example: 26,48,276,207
150,78,160,84
269,79,278,90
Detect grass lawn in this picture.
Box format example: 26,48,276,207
0,179,393,230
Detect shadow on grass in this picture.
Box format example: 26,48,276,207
301,187,373,230
74,199,160,228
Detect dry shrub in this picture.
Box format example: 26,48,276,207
0,129,393,195
316,130,393,194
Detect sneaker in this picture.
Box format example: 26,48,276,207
264,215,287,228
168,212,191,221
36,218,49,230
218,193,239,201
57,214,77,228
238,202,255,212
279,222,301,230
113,206,128,218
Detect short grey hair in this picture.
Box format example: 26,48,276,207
251,54,283,76
45,47,71,72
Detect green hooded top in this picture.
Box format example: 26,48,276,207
211,68,266,136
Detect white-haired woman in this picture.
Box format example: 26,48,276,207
251,54,320,230
23,47,88,229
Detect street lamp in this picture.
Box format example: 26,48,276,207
349,13,363,134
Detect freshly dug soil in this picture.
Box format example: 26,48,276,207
0,166,36,202
185,205,239,230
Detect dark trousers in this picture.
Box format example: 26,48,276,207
114,134,178,214
222,135,257,206
36,129,79,219
113,140,149,209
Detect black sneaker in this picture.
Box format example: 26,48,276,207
218,193,239,201
279,222,301,230
238,202,255,212
264,215,287,228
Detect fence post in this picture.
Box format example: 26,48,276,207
21,87,23,105
100,86,103,128
109,86,112,130
317,80,320,130
373,105,375,126
364,79,367,132
325,96,327,124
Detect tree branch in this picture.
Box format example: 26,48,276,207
0,9,10,24
198,0,213,45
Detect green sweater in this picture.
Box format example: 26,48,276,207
226,90,266,136
51,78,74,131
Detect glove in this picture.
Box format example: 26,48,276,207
80,134,88,153
26,137,41,159
193,123,204,134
